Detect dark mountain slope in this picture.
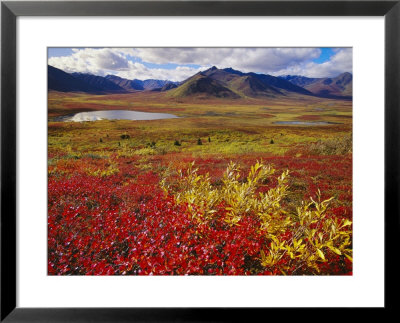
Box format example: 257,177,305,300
71,73,127,93
203,67,312,95
142,79,171,91
167,74,240,99
201,66,242,84
50,65,180,94
49,64,352,100
48,65,102,93
279,75,319,87
280,72,352,99
229,75,281,97
105,75,175,91
250,73,312,95
105,75,144,91
161,82,178,91
170,66,313,99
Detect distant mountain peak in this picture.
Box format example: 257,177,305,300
48,65,126,94
203,66,218,73
280,72,352,99
222,67,244,75
105,74,123,80
49,64,352,100
168,66,313,99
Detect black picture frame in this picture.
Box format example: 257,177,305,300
1,0,399,321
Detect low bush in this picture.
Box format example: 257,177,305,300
308,135,352,155
48,160,352,276
161,161,352,275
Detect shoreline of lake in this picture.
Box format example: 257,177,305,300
52,110,179,122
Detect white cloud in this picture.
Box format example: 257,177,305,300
114,62,205,82
132,47,322,74
48,48,209,81
48,48,130,76
48,47,352,81
271,48,353,78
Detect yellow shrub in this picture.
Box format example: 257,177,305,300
86,162,119,177
161,161,352,275
260,190,352,274
161,160,285,226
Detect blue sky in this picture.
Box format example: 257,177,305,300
48,47,351,81
48,48,74,57
313,48,335,64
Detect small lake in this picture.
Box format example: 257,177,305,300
273,121,340,126
56,110,179,122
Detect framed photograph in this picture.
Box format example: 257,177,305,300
1,0,399,321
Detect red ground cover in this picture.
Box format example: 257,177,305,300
48,154,352,275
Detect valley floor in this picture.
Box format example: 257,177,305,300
48,92,353,275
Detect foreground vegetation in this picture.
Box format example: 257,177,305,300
48,91,352,275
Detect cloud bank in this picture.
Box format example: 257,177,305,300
48,47,352,81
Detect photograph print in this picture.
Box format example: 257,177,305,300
48,47,353,275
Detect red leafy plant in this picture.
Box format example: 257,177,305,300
48,160,352,275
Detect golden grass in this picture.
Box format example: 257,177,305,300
48,91,352,158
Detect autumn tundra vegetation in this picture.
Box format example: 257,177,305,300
48,65,352,275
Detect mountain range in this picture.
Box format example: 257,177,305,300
48,65,352,100
279,72,352,99
104,75,178,91
48,66,178,94
166,66,313,99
